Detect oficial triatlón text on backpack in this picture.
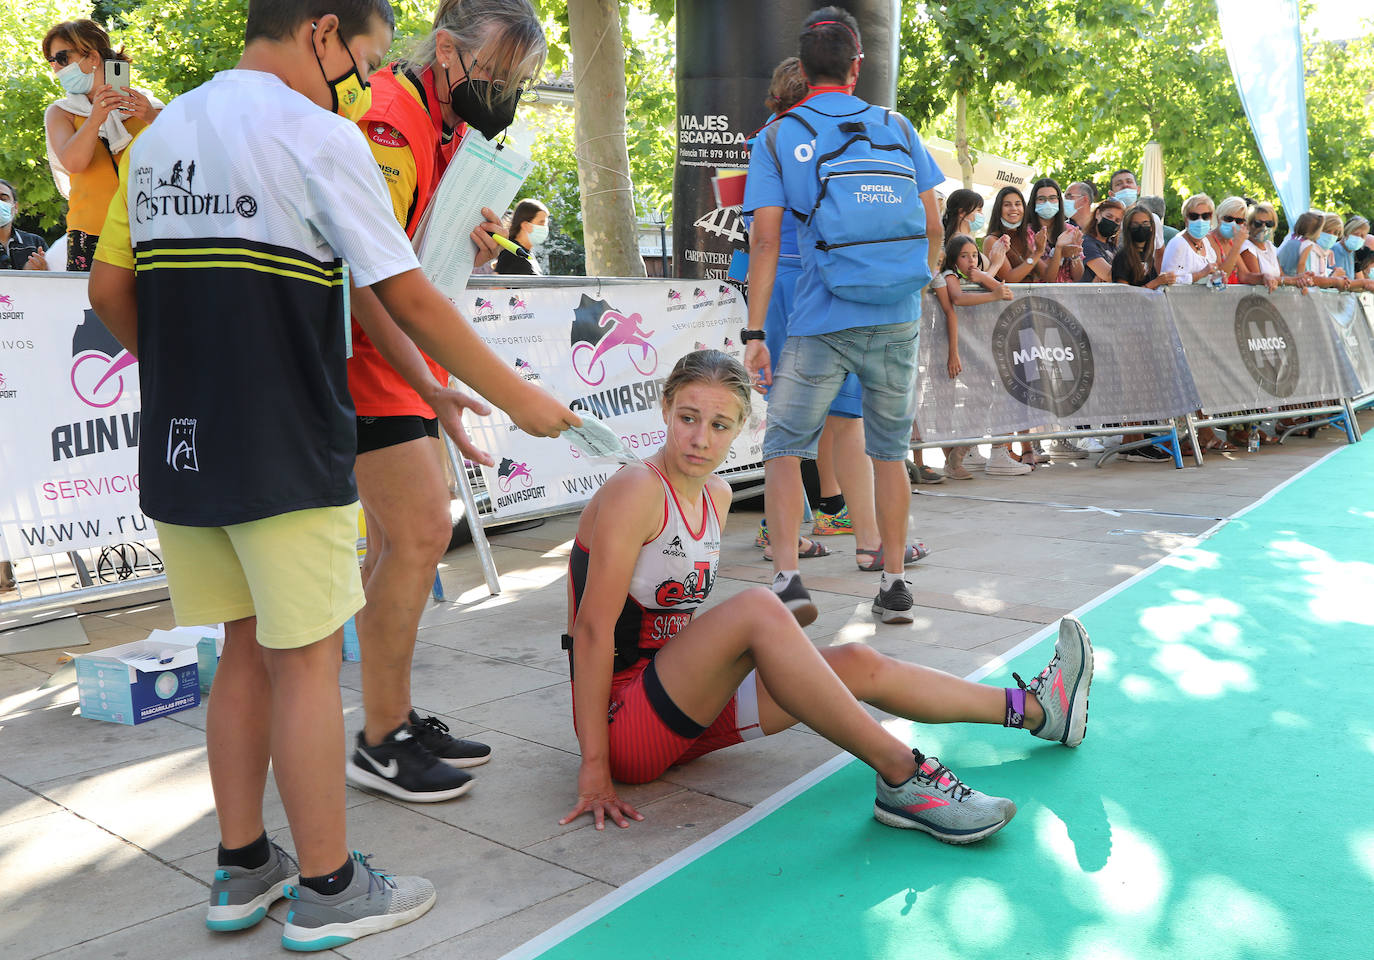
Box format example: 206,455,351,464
767,104,928,305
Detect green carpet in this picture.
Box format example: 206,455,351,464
522,440,1374,960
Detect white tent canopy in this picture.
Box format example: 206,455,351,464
923,136,1039,208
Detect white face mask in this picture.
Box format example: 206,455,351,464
527,223,549,246
57,60,94,96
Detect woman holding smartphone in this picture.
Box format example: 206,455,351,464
42,19,161,271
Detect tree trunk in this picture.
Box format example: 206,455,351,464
567,0,646,277
955,88,974,190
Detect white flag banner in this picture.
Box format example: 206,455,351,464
0,274,150,561
455,280,765,519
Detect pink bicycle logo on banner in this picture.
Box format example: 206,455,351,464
496,458,534,492
569,295,658,387
70,310,137,408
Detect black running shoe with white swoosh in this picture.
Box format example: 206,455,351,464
407,710,491,768
346,723,473,802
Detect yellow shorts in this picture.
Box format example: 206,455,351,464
154,503,364,650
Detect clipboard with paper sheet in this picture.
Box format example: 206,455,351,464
414,132,534,296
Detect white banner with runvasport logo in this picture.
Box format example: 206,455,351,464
453,280,763,519
0,274,149,561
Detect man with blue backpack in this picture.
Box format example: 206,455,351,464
742,7,944,627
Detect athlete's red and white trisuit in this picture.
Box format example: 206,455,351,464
567,464,763,784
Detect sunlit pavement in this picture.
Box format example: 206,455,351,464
2,416,1367,960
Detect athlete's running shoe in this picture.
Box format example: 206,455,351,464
346,723,473,802
1016,616,1094,747
281,852,435,952
408,711,491,768
772,572,817,627
206,840,298,932
755,520,770,548
811,506,852,536
874,749,1016,843
871,576,914,624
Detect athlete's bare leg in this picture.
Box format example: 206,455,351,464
873,458,912,576
822,416,880,549
651,589,1042,786
206,616,349,876
354,437,451,746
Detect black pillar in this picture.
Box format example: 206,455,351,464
672,0,900,280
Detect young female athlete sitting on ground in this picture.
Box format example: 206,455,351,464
559,350,1094,844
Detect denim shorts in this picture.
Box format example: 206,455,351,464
764,262,862,419
763,320,918,462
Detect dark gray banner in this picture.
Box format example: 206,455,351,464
916,285,1200,441
1168,286,1361,412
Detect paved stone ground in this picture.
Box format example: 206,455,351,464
1,421,1364,960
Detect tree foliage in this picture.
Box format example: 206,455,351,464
1,0,97,238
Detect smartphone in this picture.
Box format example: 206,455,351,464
103,59,130,93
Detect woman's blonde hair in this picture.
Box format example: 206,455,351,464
1182,193,1215,227
662,350,752,424
1216,196,1249,223
1321,212,1343,235
403,0,546,106
1344,214,1370,238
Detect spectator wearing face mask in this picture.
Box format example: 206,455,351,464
1238,201,1288,291
1138,195,1178,244
987,186,1043,284
1295,212,1352,290
495,198,548,275
1332,215,1371,286
0,178,49,270
1277,210,1319,277
42,19,163,271
1112,203,1175,288
1080,198,1124,282
1027,177,1083,283
1162,193,1243,285
1208,196,1251,284
1062,181,1095,233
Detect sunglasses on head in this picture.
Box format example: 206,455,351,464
1254,220,1275,229
45,49,78,66
1186,211,1213,221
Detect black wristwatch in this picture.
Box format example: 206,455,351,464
740,328,766,343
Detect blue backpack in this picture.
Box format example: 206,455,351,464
766,103,929,305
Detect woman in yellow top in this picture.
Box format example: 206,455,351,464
42,19,161,271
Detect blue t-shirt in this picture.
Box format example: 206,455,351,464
742,92,944,337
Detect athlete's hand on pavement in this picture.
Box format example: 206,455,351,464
560,766,644,830
429,385,494,467
744,340,771,394
470,206,504,264
509,382,581,439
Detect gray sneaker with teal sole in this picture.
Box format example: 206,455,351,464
281,852,436,952
206,840,298,932
1016,616,1094,747
874,750,1016,843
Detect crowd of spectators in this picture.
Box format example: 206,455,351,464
937,168,1374,293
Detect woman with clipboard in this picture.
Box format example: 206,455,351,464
344,0,546,803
